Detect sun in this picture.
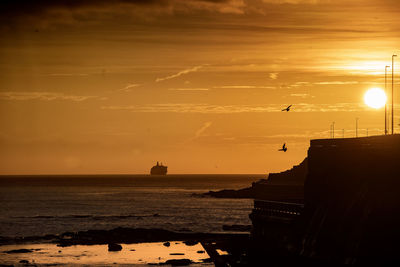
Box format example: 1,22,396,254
364,88,387,109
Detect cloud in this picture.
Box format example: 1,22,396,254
314,81,359,85
290,93,314,98
168,88,209,91
183,121,213,144
101,102,366,113
192,130,332,146
262,0,326,4
194,121,213,138
156,65,205,82
1,0,248,30
269,73,278,79
213,85,276,89
0,92,101,102
48,73,89,77
119,83,140,92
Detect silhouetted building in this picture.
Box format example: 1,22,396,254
249,135,400,266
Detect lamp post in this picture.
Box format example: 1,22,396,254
385,65,390,135
392,54,397,134
356,118,359,137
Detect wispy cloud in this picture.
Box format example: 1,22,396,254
314,81,359,85
262,0,325,4
193,130,332,146
269,73,278,80
156,65,205,82
214,85,276,89
168,88,209,91
290,93,314,98
119,83,140,92
195,121,212,138
0,92,102,101
101,102,366,114
48,73,89,77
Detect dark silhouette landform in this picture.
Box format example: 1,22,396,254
203,157,307,202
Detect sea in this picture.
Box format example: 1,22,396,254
0,174,266,238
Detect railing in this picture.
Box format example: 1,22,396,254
251,200,304,219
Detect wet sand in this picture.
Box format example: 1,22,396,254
0,241,213,266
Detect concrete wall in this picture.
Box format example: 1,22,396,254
302,134,400,265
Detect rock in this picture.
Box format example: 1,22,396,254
19,259,29,264
222,224,252,232
163,241,170,247
178,228,192,232
183,240,198,246
4,248,33,254
108,243,122,251
164,259,192,266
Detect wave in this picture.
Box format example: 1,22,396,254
12,214,163,220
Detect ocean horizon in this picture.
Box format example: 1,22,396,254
0,174,266,238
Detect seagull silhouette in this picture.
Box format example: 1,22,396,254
278,143,287,152
281,105,292,112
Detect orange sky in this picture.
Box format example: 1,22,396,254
0,0,399,174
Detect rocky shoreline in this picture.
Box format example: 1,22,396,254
0,227,248,247
0,227,249,266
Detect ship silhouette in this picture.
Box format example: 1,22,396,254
150,162,167,175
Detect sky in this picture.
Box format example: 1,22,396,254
0,0,399,174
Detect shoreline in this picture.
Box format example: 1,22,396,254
0,227,249,266
0,227,249,247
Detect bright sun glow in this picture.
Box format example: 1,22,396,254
364,88,387,109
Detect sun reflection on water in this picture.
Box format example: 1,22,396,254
0,241,212,266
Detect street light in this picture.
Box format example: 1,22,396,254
392,54,397,134
385,65,390,135
356,118,359,137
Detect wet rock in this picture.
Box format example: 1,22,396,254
222,224,252,232
183,240,198,246
163,259,192,266
108,243,122,251
4,248,33,254
178,228,192,232
163,241,170,247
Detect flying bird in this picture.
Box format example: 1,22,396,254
281,105,292,112
279,143,287,152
